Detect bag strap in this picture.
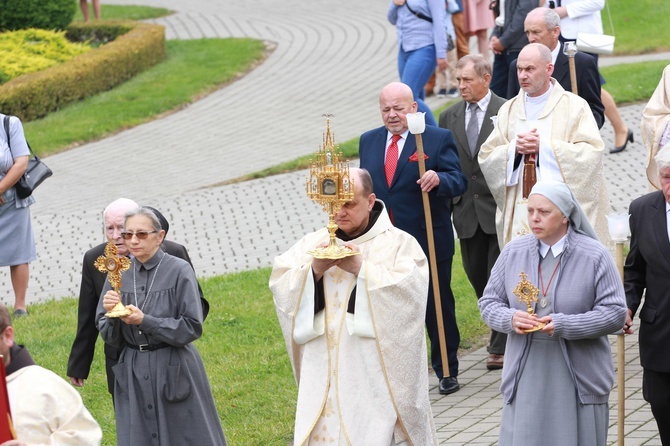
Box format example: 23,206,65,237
3,115,35,157
3,116,9,148
405,1,433,23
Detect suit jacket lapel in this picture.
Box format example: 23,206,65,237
552,51,570,89
477,100,497,153
393,133,416,187
651,193,670,265
370,128,390,189
451,102,469,157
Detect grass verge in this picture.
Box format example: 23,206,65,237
24,37,267,156
601,60,670,105
72,4,173,22
608,0,670,55
15,244,481,445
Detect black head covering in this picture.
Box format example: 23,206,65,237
144,206,169,236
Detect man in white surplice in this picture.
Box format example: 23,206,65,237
270,168,438,446
479,43,611,249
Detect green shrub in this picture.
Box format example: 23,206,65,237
0,28,91,83
0,21,166,121
0,0,75,32
66,22,134,46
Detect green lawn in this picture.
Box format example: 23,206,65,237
607,0,670,54
24,37,266,156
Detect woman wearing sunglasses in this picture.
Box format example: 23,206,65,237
96,207,226,446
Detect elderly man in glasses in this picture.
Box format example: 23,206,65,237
67,198,206,400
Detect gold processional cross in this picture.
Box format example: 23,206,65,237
512,272,545,332
94,240,132,317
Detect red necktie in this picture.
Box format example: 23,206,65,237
385,134,401,187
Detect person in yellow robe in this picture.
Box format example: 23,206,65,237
641,64,670,190
479,43,612,249
270,168,437,446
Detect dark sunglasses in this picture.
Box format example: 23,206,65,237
120,230,157,240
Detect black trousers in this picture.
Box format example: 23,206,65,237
460,225,507,355
643,368,670,444
425,257,460,379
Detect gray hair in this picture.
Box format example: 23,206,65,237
124,206,163,232
456,54,492,78
655,144,670,173
528,7,561,30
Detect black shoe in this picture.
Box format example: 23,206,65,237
439,376,460,395
610,129,633,154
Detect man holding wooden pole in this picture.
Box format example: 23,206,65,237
359,82,467,395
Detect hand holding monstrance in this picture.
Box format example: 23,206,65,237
512,272,546,333
94,240,132,318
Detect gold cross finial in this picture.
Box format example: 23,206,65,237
94,241,131,293
513,271,540,315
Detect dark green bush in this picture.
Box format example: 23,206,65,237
0,21,166,121
66,22,134,46
0,0,75,31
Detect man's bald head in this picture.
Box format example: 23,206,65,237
379,82,418,135
335,168,376,237
516,43,554,97
350,167,374,197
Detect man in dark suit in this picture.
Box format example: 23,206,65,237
438,55,508,371
623,145,670,444
67,198,207,397
359,82,467,395
507,7,604,128
489,0,535,98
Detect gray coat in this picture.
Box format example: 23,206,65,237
97,250,226,446
479,228,627,404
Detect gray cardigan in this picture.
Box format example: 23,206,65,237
479,227,627,404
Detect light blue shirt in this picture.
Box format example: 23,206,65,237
388,0,448,59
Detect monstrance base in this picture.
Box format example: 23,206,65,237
308,245,360,260
523,322,546,333
105,303,132,318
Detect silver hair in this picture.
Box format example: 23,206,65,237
655,144,670,173
124,206,163,232
530,7,561,30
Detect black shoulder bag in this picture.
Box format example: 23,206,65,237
3,116,52,199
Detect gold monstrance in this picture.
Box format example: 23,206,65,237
512,272,546,333
306,115,359,259
94,240,132,318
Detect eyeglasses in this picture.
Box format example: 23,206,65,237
120,230,157,240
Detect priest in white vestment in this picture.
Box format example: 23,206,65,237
270,168,438,446
641,64,670,190
479,43,612,249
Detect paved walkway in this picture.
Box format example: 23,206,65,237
1,0,667,443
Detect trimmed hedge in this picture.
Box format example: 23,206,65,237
0,21,165,121
0,0,75,32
